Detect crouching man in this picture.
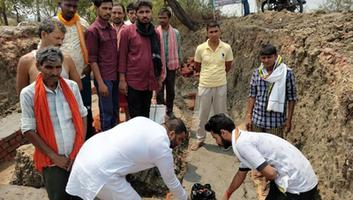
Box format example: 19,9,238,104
205,113,318,200
66,117,188,200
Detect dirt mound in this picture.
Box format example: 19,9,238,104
0,26,39,117
178,11,353,200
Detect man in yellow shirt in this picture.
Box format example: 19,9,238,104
191,21,233,151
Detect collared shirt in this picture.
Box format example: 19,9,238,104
194,40,233,87
119,23,159,91
54,17,89,76
161,28,182,68
249,67,297,129
86,18,118,80
66,117,187,200
20,79,87,156
232,129,317,194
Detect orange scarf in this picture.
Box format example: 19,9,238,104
58,11,89,65
33,74,84,171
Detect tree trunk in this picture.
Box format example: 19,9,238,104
166,0,198,31
13,4,20,23
36,0,41,22
1,0,8,25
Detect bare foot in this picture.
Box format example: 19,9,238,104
190,141,204,151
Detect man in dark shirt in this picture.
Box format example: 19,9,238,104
86,0,119,131
119,1,162,118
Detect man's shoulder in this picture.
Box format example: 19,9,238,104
19,51,35,64
63,78,79,89
79,17,90,28
196,41,208,50
220,40,232,49
20,82,35,98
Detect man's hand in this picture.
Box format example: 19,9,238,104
81,64,91,76
157,78,163,92
51,155,72,171
98,83,109,97
245,114,252,131
119,79,128,96
284,119,292,135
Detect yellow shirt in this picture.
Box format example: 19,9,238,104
194,40,233,87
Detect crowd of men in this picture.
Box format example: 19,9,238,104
16,0,318,200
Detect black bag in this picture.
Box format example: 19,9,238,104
190,183,216,200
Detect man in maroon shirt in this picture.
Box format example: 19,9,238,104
119,1,163,118
86,0,119,131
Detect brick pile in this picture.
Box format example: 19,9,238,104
0,130,28,163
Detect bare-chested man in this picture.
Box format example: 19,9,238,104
16,18,82,95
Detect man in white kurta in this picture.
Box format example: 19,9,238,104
66,117,188,200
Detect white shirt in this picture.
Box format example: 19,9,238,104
54,17,89,76
66,117,187,200
232,129,318,194
20,79,87,156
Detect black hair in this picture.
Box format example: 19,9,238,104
260,44,277,56
36,46,63,66
113,2,126,13
165,117,188,136
206,21,220,31
93,0,113,7
205,113,235,135
135,0,152,11
126,2,136,12
158,7,171,18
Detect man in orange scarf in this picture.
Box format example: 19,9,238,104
20,47,87,200
56,0,95,139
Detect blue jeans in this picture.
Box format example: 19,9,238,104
94,80,119,131
242,0,250,16
80,75,94,140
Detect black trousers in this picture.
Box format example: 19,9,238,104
80,75,95,140
127,86,153,118
42,166,82,200
157,69,176,114
266,181,318,200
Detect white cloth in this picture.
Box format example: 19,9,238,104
66,117,187,200
20,79,87,156
263,63,288,113
124,20,132,25
232,129,318,194
54,17,89,76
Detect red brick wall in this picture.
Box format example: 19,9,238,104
0,130,28,162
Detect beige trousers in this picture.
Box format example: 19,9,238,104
196,85,227,142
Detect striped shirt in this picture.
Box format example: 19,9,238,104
249,67,297,129
20,79,87,156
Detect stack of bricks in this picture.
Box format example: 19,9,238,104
0,130,28,163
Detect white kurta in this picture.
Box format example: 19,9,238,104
232,129,318,194
66,117,187,200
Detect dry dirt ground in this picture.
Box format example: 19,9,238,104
1,10,353,200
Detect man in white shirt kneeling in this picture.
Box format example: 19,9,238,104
205,113,318,200
66,117,188,200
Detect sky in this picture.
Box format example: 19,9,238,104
220,0,324,16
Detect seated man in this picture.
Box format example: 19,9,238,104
66,117,188,200
205,113,318,200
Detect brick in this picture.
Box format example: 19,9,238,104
0,150,7,158
1,141,10,149
7,143,20,152
9,139,18,146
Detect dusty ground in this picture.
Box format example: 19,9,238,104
1,10,353,200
